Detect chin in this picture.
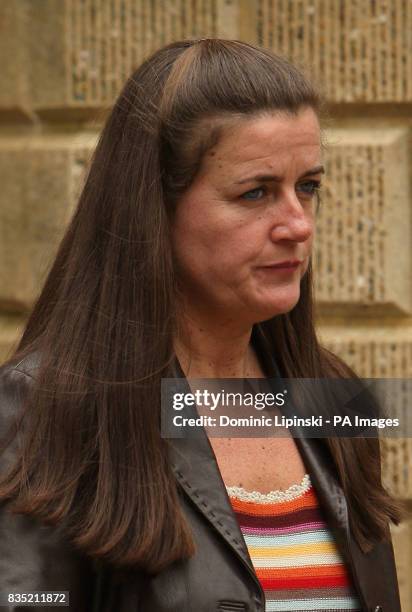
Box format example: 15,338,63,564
251,292,301,321
249,303,299,324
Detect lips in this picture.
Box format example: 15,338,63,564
262,260,302,269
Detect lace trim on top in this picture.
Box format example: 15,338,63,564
225,472,311,503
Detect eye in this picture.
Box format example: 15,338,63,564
297,179,322,197
240,186,267,201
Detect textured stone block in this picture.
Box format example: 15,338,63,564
319,325,412,378
320,324,412,498
0,1,30,119
25,0,236,113
254,0,412,102
391,520,412,612
314,128,411,315
0,133,97,311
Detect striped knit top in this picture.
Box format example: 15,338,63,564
226,473,362,612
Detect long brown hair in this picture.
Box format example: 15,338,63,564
0,38,403,573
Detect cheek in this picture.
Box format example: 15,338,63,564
175,230,247,283
172,218,222,281
173,210,255,273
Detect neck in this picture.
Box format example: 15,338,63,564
174,312,263,379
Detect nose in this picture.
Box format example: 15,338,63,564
269,189,314,243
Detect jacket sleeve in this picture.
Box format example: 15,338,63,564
0,362,95,611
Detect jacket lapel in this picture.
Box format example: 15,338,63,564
169,433,257,573
167,370,260,581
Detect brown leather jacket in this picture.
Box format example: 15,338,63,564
0,344,402,612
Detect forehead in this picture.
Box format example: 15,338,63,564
203,108,321,175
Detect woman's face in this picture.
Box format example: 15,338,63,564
171,107,323,326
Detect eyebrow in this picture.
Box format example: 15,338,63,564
234,165,325,185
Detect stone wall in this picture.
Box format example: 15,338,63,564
1,1,411,608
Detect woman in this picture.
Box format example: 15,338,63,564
0,38,404,611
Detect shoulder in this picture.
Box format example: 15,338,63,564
0,351,45,478
0,352,41,436
0,350,42,404
0,351,41,389
0,350,42,382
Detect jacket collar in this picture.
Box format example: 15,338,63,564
167,323,368,608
